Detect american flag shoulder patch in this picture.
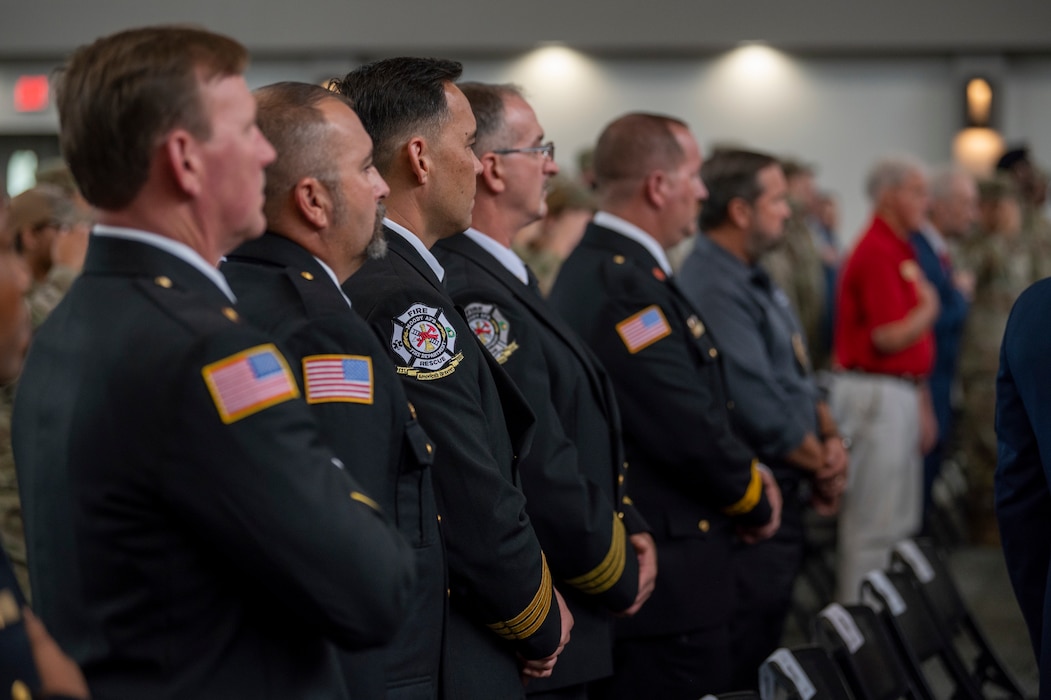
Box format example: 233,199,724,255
616,305,672,354
202,343,299,424
302,354,374,405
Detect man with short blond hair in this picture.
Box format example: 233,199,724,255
13,27,414,699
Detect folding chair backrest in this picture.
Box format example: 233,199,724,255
889,539,966,630
860,570,982,700
889,538,1026,698
759,646,854,700
813,603,924,700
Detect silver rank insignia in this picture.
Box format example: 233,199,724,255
465,302,518,364
391,302,463,380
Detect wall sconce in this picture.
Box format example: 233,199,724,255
953,76,1003,176
964,76,994,128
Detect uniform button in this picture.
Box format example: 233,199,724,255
613,255,626,264
11,680,30,700
425,443,433,454
727,400,735,410
407,401,417,419
698,519,710,532
222,307,239,322
154,275,173,288
708,348,719,359
623,461,629,469
301,271,314,280
617,512,625,519
618,474,625,485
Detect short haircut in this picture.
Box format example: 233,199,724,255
927,165,973,203
254,82,353,224
699,148,780,231
780,159,814,181
55,25,248,211
592,113,687,191
458,82,524,154
330,57,462,176
865,154,927,202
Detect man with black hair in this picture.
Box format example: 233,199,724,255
333,58,571,699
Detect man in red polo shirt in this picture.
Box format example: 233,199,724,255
832,155,939,602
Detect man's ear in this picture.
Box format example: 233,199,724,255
727,197,752,229
406,136,429,185
643,170,666,208
293,177,331,230
478,152,506,195
164,129,203,196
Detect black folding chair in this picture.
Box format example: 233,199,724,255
759,645,854,700
812,602,928,700
889,538,1026,698
859,569,983,700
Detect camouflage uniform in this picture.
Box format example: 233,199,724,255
958,231,1039,545
1021,204,1051,281
762,207,829,370
0,384,27,598
27,265,79,330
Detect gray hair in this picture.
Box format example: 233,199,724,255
927,165,974,203
865,154,928,202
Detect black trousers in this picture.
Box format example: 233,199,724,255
593,625,732,699
727,481,805,690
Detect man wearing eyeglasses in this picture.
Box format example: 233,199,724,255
434,83,657,700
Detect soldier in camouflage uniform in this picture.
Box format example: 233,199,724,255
0,253,30,596
6,186,88,329
957,176,1036,545
996,147,1051,281
762,160,830,370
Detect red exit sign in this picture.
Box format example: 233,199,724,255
14,75,50,112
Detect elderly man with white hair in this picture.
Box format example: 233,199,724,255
831,155,940,602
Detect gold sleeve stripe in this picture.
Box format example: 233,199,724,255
487,554,553,640
565,515,627,595
723,459,763,516
350,491,380,512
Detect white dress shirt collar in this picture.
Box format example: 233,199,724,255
92,224,237,302
592,211,673,276
312,256,353,309
384,217,445,282
463,228,529,285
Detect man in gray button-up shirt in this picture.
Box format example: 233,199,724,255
677,148,849,690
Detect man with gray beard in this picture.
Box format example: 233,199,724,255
222,82,446,699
